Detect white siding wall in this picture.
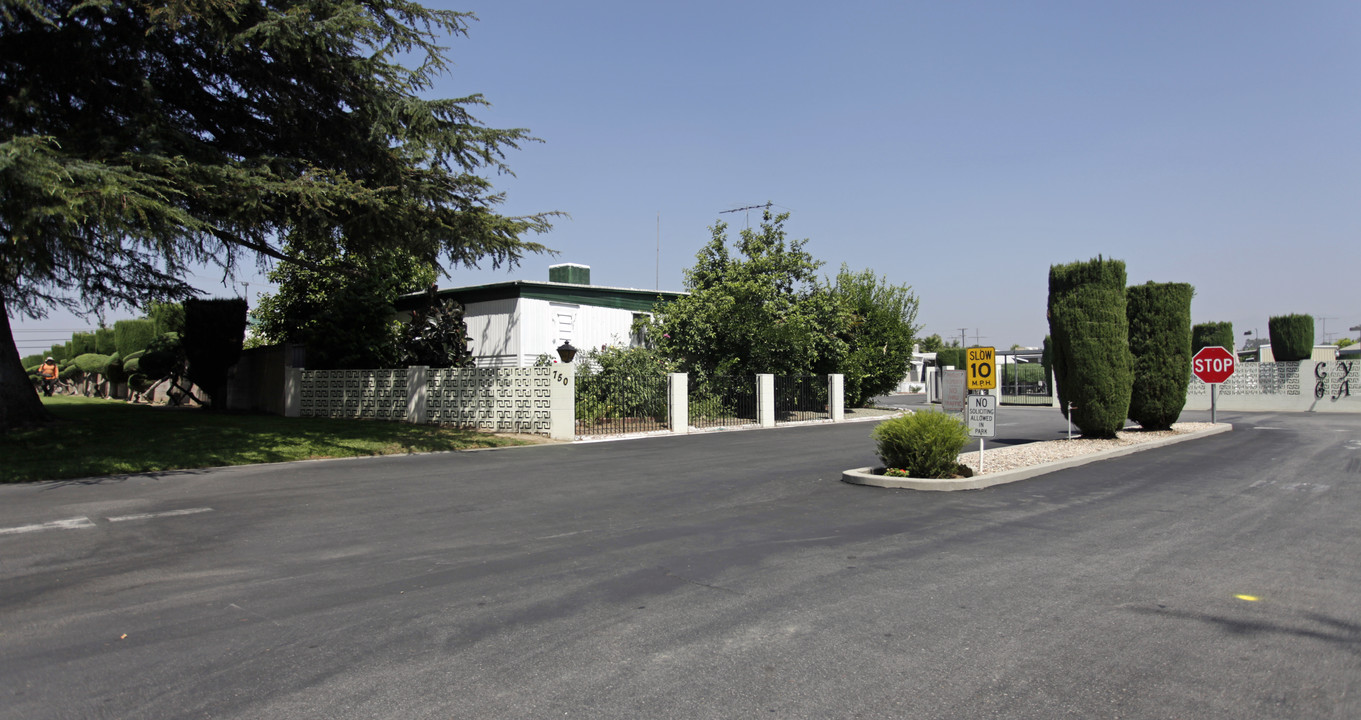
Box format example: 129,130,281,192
516,297,641,366
464,298,521,368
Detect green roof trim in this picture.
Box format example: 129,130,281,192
396,281,684,313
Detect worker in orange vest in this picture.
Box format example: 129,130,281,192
38,357,59,396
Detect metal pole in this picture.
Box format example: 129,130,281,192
979,437,985,474
1211,383,1217,424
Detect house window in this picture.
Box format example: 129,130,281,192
631,313,652,348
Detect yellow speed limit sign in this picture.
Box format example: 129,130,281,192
967,346,996,390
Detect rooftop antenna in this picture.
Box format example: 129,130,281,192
720,201,773,229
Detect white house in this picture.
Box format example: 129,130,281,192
395,264,685,367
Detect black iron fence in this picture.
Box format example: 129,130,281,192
689,375,757,429
575,367,669,436
999,363,1051,405
774,375,830,423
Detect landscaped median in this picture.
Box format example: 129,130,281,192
844,422,1232,491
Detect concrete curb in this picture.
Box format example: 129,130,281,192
842,423,1234,491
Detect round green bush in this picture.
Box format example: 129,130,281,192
871,410,970,479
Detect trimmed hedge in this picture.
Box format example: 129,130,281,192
115,318,157,356
95,327,117,354
71,332,96,356
1127,282,1193,430
935,347,966,370
1191,322,1234,355
1047,256,1132,439
183,297,248,406
1268,314,1314,361
71,353,112,375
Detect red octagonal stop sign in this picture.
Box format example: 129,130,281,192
1192,345,1236,384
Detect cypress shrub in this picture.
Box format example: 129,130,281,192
1040,335,1053,388
137,334,182,380
1127,282,1193,430
936,347,966,370
105,352,129,385
114,319,157,356
183,297,248,407
71,332,96,356
1191,322,1234,354
147,301,186,336
95,327,117,354
1047,256,1132,439
1268,314,1314,361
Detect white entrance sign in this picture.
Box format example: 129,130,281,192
966,394,996,438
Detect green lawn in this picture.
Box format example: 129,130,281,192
1,396,531,483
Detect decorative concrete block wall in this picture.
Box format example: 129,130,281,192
288,365,575,439
1184,360,1357,413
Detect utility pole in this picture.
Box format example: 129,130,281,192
972,329,987,346
1319,316,1337,344
958,328,968,348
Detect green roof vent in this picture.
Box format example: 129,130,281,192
549,263,591,285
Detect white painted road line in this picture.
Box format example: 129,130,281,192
0,516,96,535
107,508,214,523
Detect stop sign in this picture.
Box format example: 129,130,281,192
1192,346,1236,384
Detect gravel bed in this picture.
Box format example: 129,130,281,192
956,422,1219,475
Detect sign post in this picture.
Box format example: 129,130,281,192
966,394,996,473
1191,345,1236,423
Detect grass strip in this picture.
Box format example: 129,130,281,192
1,397,529,483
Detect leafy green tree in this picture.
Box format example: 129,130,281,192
0,0,552,432
1338,337,1356,349
653,211,847,381
831,265,920,406
919,334,946,353
252,242,436,369
1126,282,1193,430
1047,256,1132,438
146,301,186,337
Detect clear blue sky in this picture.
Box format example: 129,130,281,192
12,0,1361,355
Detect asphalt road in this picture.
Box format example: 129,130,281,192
2,408,1359,719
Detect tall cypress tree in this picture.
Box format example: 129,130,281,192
1047,256,1132,438
1127,282,1193,430
1268,314,1315,361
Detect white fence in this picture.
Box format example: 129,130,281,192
1184,360,1358,413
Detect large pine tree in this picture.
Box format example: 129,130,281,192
0,1,553,431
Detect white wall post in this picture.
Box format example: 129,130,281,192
549,362,576,440
284,368,302,418
829,374,845,421
406,366,429,424
757,374,775,428
668,372,689,434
